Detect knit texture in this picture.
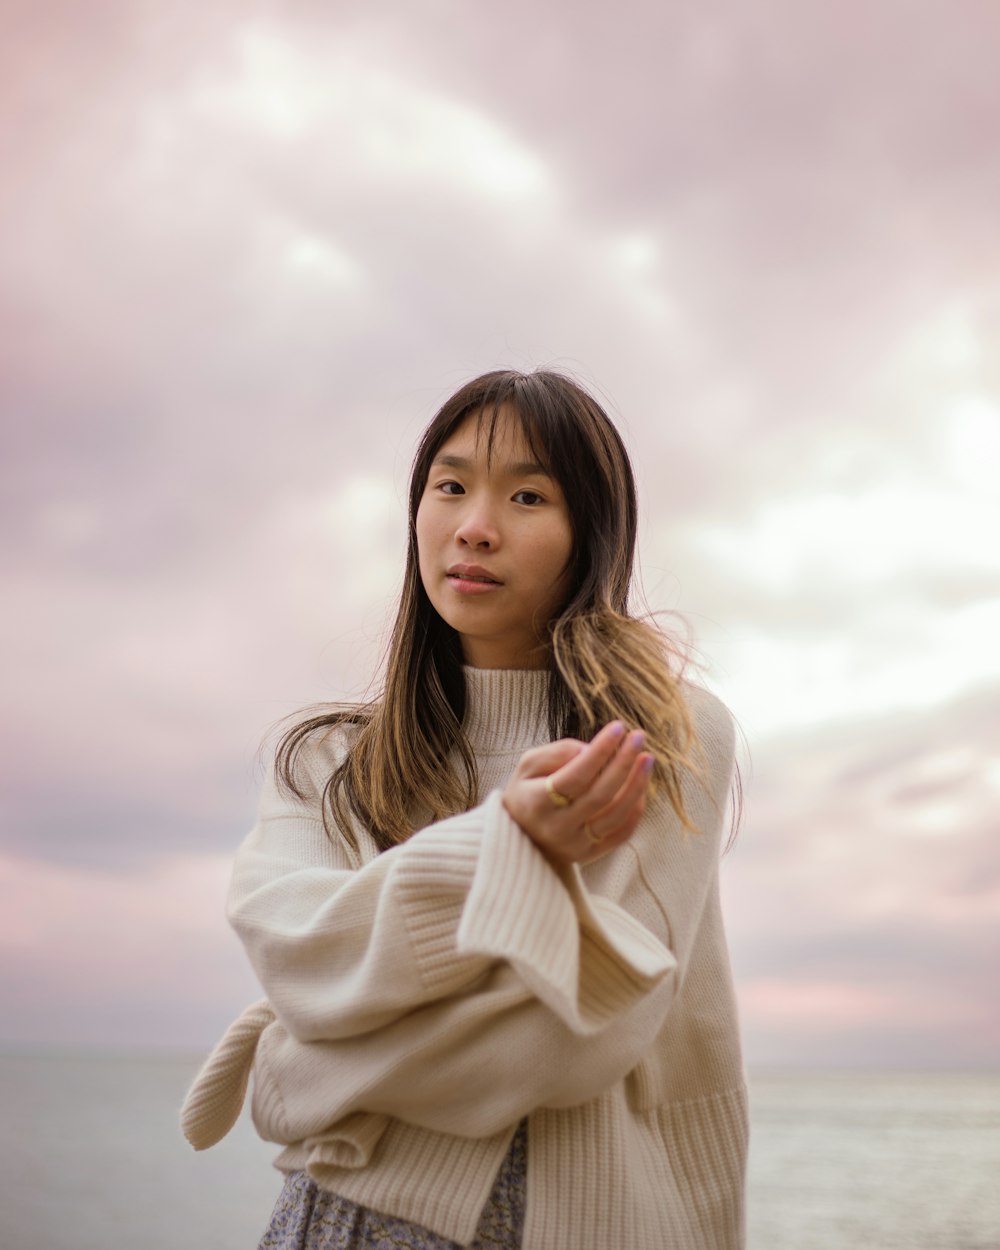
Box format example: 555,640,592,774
181,667,747,1250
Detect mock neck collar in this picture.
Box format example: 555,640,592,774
461,665,551,753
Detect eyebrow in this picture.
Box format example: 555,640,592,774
432,453,551,477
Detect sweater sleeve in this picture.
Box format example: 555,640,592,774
227,734,674,1046
182,694,734,1151
250,947,675,1145
181,815,678,1152
241,688,737,1144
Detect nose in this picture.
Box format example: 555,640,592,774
454,499,500,550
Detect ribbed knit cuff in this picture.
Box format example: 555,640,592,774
180,998,274,1150
457,791,676,1034
393,820,493,995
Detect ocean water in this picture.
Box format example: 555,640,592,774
0,1056,997,1250
747,1071,999,1250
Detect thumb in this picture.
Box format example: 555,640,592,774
519,738,586,778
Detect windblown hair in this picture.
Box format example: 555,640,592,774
276,369,711,854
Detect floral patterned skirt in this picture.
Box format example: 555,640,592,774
256,1121,527,1250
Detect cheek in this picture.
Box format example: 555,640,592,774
547,520,574,578
528,525,574,601
414,506,434,585
414,499,433,554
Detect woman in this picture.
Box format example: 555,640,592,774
181,369,747,1250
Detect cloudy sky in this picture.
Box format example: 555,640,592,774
2,1,998,1069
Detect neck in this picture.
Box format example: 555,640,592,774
461,644,550,670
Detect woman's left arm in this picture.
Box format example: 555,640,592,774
246,687,737,1142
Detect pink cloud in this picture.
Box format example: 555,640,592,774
0,851,261,1047
740,978,912,1026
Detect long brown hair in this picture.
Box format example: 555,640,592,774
276,369,708,853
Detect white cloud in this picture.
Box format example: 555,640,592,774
946,392,1000,492
189,26,552,202
283,229,366,288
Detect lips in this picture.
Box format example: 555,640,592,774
447,564,503,585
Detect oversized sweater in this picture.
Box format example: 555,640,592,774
181,666,747,1250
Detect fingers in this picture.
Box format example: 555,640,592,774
503,721,656,868
579,791,647,865
547,721,630,799
578,729,650,813
574,758,652,863
548,723,652,816
582,751,654,843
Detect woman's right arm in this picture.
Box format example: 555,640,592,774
228,725,668,1046
184,780,678,1152
182,697,733,1152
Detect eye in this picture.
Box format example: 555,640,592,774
437,480,465,495
513,489,544,506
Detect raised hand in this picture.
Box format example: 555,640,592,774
501,722,655,866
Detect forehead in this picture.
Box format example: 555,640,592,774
436,406,544,466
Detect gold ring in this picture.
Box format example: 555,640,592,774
583,823,602,846
545,777,573,808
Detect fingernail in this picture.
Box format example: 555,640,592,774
642,755,655,774
609,722,625,737
629,730,646,749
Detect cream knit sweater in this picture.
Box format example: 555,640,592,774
181,667,747,1250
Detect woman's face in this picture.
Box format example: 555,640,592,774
415,408,574,669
